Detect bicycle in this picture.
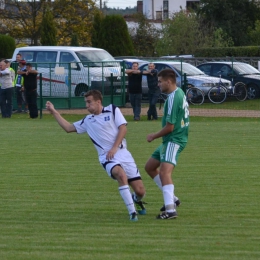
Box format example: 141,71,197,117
159,85,205,108
208,71,247,104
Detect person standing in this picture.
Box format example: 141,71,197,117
144,69,189,220
126,62,143,121
14,60,28,113
0,60,14,118
18,63,38,118
46,90,147,221
143,63,160,120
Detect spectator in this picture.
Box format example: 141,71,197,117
143,63,160,120
18,63,38,119
14,60,28,113
126,62,143,121
0,60,14,118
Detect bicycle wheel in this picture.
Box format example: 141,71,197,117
234,82,247,101
208,85,227,104
186,87,204,105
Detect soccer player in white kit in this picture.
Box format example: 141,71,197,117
46,90,146,221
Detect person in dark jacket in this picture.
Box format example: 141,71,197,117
126,62,143,121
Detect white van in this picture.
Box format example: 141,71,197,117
11,46,122,97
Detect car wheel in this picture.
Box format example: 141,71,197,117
75,83,88,97
247,84,259,100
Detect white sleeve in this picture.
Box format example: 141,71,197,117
73,117,88,134
114,107,127,128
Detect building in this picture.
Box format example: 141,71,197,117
138,0,200,20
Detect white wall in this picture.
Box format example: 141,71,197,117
143,0,194,19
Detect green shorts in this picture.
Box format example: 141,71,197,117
151,141,185,166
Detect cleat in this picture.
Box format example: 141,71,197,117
129,212,138,221
132,193,147,215
156,211,177,220
160,199,181,212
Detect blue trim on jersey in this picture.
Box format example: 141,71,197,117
89,136,104,150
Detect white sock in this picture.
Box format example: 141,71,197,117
153,175,163,191
162,184,175,213
154,175,179,203
119,185,136,215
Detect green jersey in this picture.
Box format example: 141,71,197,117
162,87,189,147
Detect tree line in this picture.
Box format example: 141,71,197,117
1,0,260,57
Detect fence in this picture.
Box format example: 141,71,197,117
11,58,260,116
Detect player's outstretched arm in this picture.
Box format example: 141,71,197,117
147,123,174,142
46,101,76,133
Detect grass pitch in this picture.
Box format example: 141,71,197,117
0,114,259,260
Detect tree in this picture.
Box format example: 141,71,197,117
0,0,97,46
99,15,134,56
91,11,104,48
198,0,260,46
0,34,16,58
70,33,79,46
155,11,208,56
248,20,260,45
40,8,57,46
130,14,160,57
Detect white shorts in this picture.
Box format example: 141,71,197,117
99,148,141,182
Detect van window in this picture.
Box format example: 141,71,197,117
75,50,115,67
60,52,79,70
19,51,57,68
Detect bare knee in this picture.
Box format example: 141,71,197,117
130,180,146,197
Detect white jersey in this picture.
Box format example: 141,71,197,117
73,104,127,156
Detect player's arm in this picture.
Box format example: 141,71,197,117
46,101,76,133
147,122,174,142
106,124,127,160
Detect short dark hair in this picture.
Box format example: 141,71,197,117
84,90,103,102
26,63,32,67
158,69,176,84
132,62,139,66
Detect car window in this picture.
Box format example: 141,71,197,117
211,64,224,77
60,52,79,70
198,64,211,75
220,65,232,77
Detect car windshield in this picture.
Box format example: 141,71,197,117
75,50,116,67
233,63,260,75
172,63,205,76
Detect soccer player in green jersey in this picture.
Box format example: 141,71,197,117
145,69,189,220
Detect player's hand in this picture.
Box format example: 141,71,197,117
46,101,55,112
147,134,155,142
106,147,117,160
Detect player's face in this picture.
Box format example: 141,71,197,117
85,96,101,115
158,76,171,93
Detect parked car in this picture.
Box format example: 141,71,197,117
197,62,260,99
139,61,232,98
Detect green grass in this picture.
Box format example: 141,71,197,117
0,114,260,259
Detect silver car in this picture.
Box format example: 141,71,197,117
140,61,232,97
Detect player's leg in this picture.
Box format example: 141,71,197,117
111,165,138,221
156,142,183,220
145,150,180,213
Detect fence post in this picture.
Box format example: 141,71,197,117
39,73,43,119
182,73,188,93
110,73,114,104
68,63,71,109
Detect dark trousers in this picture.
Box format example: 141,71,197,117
147,91,160,120
25,89,38,118
0,87,13,118
129,93,142,119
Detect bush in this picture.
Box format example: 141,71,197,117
0,34,16,59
